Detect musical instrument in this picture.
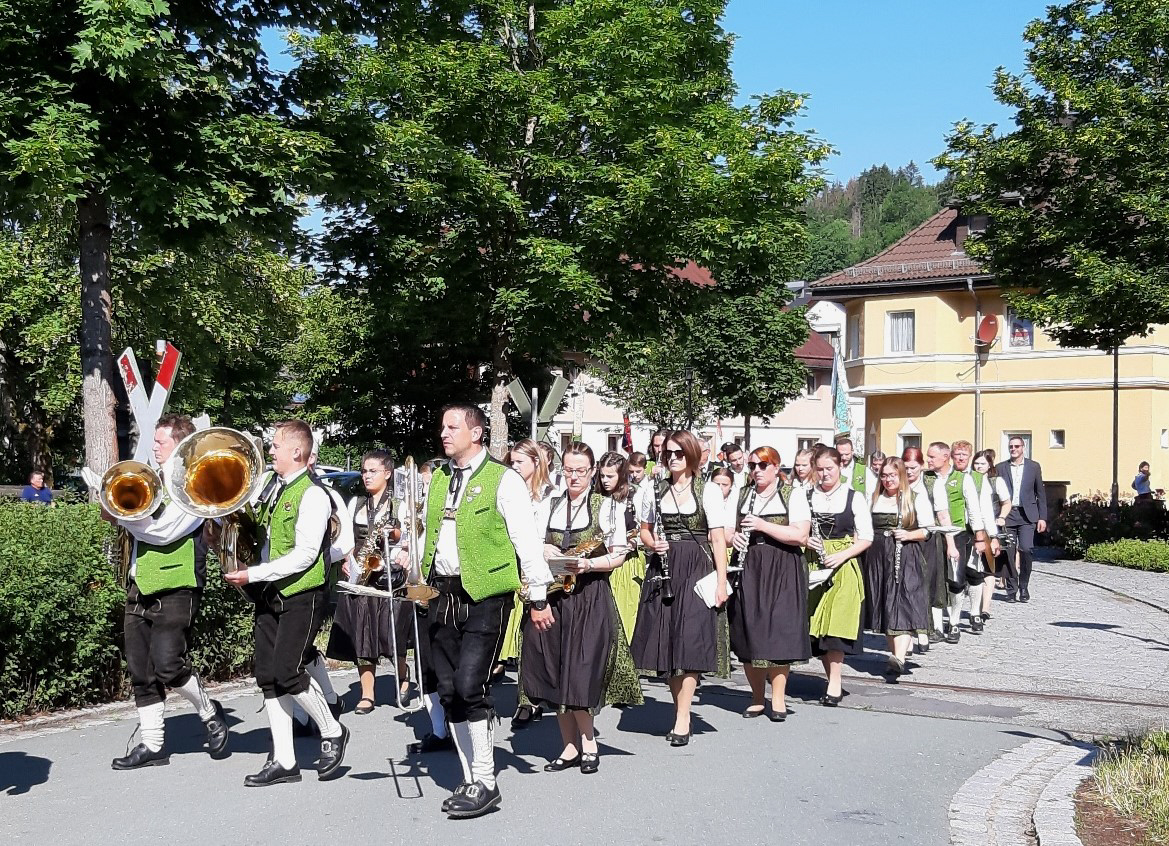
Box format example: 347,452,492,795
882,493,903,586
165,427,266,576
100,460,164,586
808,508,835,590
728,487,758,586
651,481,675,603
357,500,402,588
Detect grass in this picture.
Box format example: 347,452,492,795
1093,731,1169,842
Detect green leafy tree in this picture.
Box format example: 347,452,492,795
289,0,828,456
590,335,717,432
935,0,1169,350
0,0,331,479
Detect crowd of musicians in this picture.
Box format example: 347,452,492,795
106,407,1048,819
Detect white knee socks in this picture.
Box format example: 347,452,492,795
930,607,944,634
968,583,984,619
450,721,473,784
304,654,338,704
292,677,341,739
468,719,496,789
174,674,215,721
138,702,165,751
265,696,296,769
424,692,447,739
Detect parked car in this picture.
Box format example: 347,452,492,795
318,471,363,502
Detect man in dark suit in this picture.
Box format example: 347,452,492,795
996,437,1048,602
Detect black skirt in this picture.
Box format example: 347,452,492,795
862,534,929,635
631,539,728,677
728,540,810,665
326,592,410,663
923,532,949,610
520,572,640,712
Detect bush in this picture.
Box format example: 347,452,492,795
1094,731,1169,842
1085,539,1169,572
0,503,255,719
1050,499,1169,558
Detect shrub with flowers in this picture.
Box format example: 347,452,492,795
1051,495,1169,558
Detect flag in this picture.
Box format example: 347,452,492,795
621,413,633,453
831,347,853,437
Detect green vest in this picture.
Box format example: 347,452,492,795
848,461,867,494
134,527,200,596
944,469,984,527
422,456,521,601
258,470,328,597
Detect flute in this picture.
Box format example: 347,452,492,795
652,482,675,603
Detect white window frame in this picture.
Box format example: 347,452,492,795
886,310,915,355
846,314,861,361
897,419,922,457
1005,306,1034,351
607,434,621,453
797,436,818,452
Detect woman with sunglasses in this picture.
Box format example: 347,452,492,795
631,431,731,746
864,457,934,676
903,447,947,650
806,447,872,706
499,440,556,727
596,451,642,639
727,447,811,720
522,443,641,774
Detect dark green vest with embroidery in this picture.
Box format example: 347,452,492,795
546,493,605,553
257,471,328,597
422,457,520,601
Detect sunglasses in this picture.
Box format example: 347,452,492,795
746,461,774,471
663,448,686,460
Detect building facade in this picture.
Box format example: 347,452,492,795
812,207,1169,497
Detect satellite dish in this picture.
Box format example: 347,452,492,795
976,314,999,347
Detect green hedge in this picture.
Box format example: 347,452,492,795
0,503,255,719
1050,499,1169,558
1084,539,1169,573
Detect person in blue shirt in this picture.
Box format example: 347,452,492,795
20,470,51,505
1133,462,1153,501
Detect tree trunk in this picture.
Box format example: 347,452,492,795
78,189,119,490
743,414,752,452
488,335,511,460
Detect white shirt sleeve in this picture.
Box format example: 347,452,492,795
994,477,1012,508
248,485,332,582
324,487,353,564
962,474,992,535
602,498,628,552
785,488,811,524
914,491,936,528
702,483,732,530
532,491,553,541
850,490,874,541
122,502,203,547
497,467,553,602
636,483,656,525
932,477,951,524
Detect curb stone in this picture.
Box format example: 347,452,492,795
1034,745,1097,846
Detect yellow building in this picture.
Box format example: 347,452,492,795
811,207,1169,498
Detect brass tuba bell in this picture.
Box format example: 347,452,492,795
100,460,163,519
165,427,266,574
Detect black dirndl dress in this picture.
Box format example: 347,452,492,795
326,494,409,664
727,489,810,666
520,494,642,713
631,478,730,678
863,510,929,635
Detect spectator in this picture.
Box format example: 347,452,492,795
1133,462,1153,502
20,470,52,505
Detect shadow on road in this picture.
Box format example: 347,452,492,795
1049,621,1169,650
0,751,52,795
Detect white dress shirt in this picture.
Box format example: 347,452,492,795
931,467,997,537
121,468,204,581
320,477,353,565
433,447,552,602
247,467,332,583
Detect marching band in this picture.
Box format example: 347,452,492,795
102,397,1031,819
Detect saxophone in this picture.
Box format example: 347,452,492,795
808,508,835,590
357,498,402,587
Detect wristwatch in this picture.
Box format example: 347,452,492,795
530,599,548,612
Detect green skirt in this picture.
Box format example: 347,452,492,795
808,536,865,641
609,549,645,641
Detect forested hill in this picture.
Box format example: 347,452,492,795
801,162,949,282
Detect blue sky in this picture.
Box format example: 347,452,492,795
722,0,1050,184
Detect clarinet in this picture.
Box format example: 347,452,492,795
652,481,675,603
893,493,903,586
728,488,757,585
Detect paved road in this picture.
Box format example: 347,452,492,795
1,673,1057,846
3,558,1164,845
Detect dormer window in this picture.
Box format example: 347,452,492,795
968,214,989,233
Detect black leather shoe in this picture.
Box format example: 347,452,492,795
580,753,600,774
111,743,169,770
544,754,582,772
970,615,984,634
819,693,843,707
1006,594,1018,603
317,723,349,780
945,626,961,644
1020,588,1030,603
666,731,691,747
510,704,542,730
767,709,787,722
928,629,944,644
741,705,766,718
408,732,455,754
244,759,301,787
441,783,471,812
329,698,345,720
204,700,229,758
445,781,501,818
981,611,992,621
